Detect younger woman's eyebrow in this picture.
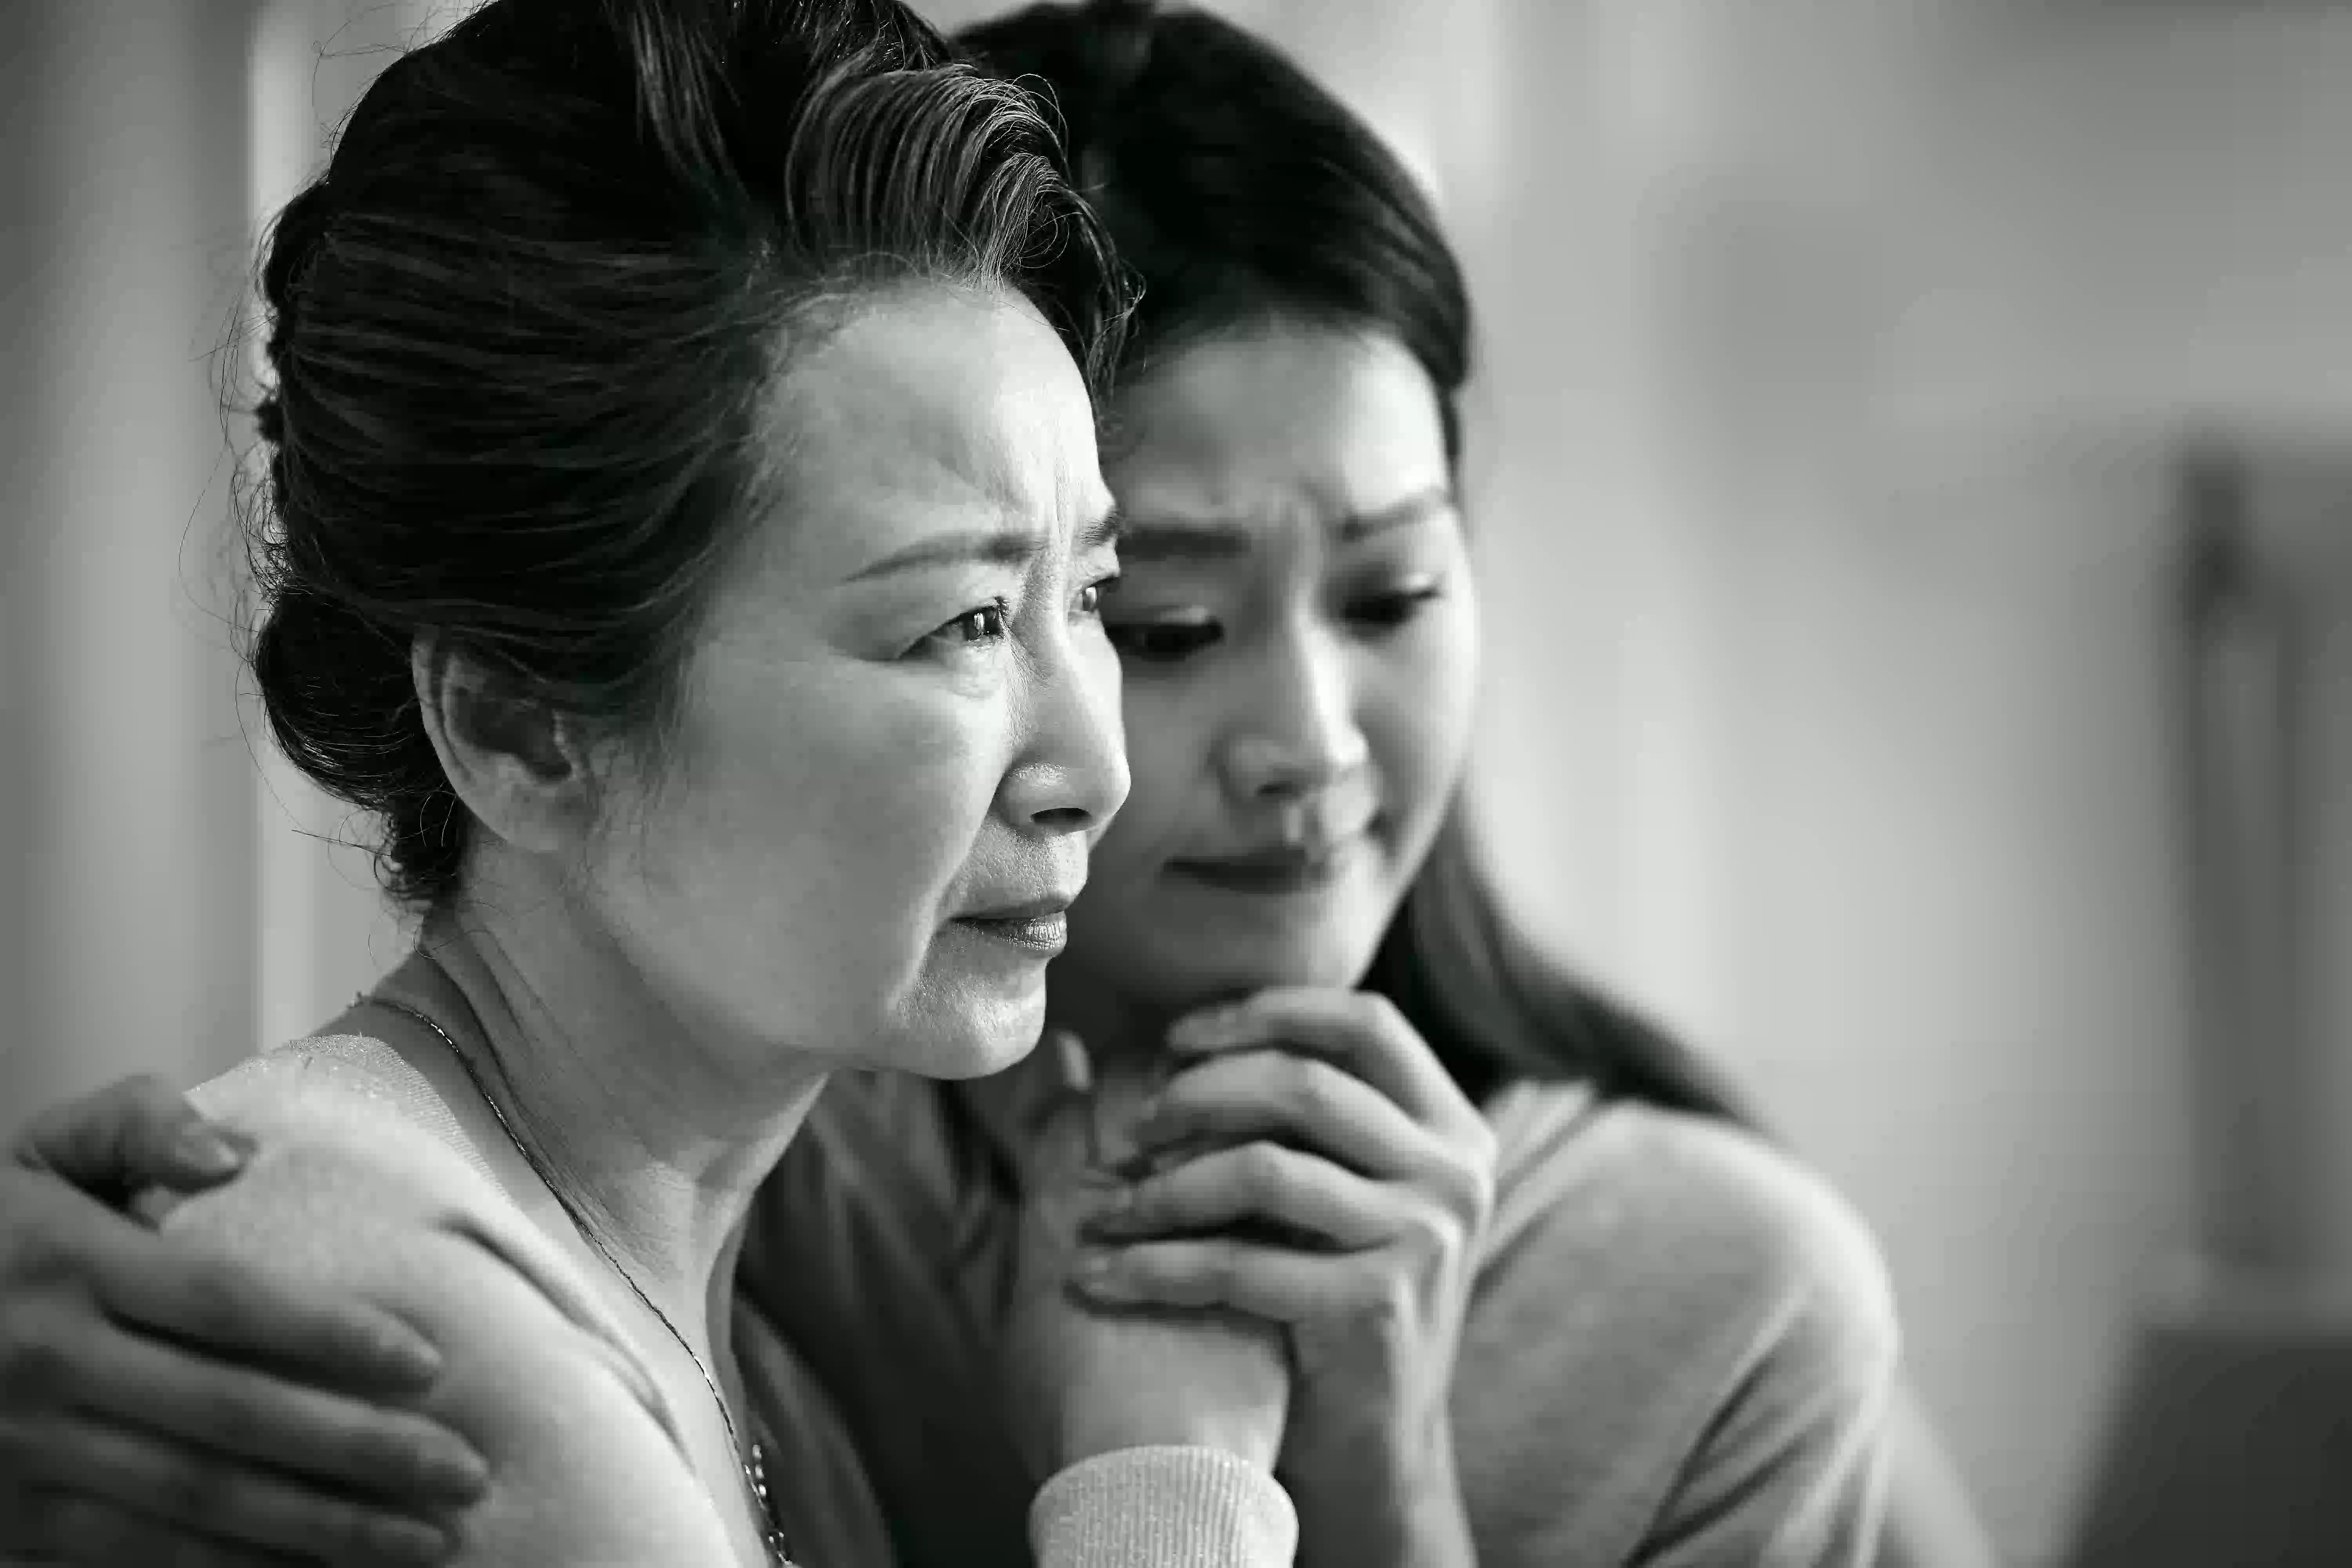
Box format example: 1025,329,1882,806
1118,483,1455,563
1335,483,1455,543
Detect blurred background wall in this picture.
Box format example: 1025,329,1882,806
4,2,2350,1562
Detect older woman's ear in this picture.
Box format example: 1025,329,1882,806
411,633,592,861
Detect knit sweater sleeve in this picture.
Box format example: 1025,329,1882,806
1031,1445,1298,1567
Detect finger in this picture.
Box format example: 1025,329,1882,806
98,1232,445,1396
1138,1049,1439,1179
1069,1234,1352,1325
12,1417,459,1566
16,1487,317,1566
1078,1141,1412,1251
13,1077,251,1198
62,1315,486,1512
1165,988,1474,1131
16,1488,192,1564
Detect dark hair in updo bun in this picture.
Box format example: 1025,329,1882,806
244,0,1127,907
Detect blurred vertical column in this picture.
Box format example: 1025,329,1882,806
2166,446,2352,1288
245,0,445,1051
2065,439,2352,1568
1,0,261,1118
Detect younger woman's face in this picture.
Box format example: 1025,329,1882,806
1062,321,1480,1013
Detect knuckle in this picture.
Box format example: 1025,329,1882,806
1289,1059,1345,1122
1439,1151,1497,1225
1466,1163,1497,1226
1400,1205,1451,1254
1457,1114,1500,1171
1202,1244,1243,1296
1236,1142,1287,1199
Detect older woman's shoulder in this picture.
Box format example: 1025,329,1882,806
164,1037,741,1564
172,1034,511,1223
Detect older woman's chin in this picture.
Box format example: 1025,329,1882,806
871,983,1053,1082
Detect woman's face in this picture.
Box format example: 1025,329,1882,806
1062,320,1479,1013
578,284,1127,1080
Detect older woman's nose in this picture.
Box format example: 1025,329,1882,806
1004,630,1130,835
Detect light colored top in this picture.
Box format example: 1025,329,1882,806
741,1063,1901,1567
160,1036,1298,1568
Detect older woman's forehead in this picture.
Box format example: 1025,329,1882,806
747,285,1105,570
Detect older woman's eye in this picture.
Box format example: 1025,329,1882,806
1075,572,1122,617
922,599,1010,652
1105,617,1222,663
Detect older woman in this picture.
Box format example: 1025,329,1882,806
0,0,1299,1563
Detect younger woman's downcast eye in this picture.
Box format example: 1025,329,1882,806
1348,579,1448,631
1104,614,1223,664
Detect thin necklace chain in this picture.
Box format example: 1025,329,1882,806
365,995,792,1566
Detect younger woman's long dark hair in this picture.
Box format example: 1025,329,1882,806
958,0,1762,1129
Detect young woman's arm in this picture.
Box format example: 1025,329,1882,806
142,1075,743,1567
4,1071,1303,1568
0,1078,483,1565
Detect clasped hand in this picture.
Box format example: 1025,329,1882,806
1037,991,1499,1567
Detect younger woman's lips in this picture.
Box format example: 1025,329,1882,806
1168,835,1368,895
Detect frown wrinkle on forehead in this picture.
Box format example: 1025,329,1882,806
850,510,1125,583
750,285,1112,587
1114,482,1455,565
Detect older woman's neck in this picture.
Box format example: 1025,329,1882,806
403,887,827,1345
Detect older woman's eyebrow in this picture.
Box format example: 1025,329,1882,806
1081,506,1123,555
848,507,1124,581
1118,482,1456,563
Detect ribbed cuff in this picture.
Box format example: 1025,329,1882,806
1030,1446,1299,1568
